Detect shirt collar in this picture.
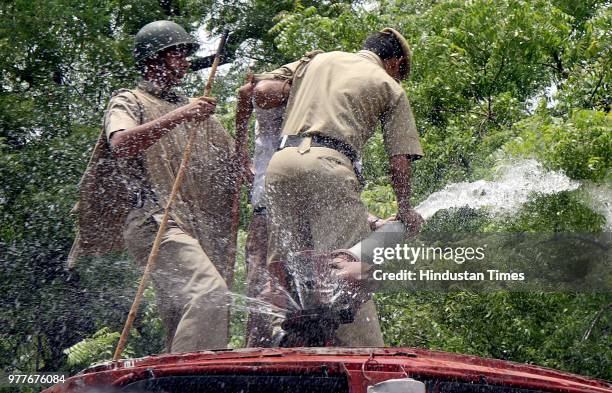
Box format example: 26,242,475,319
357,50,385,68
357,50,402,84
137,79,186,104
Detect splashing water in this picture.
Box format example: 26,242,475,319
414,159,581,220
239,159,605,322
227,292,296,319
582,182,612,230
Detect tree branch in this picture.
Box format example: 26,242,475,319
582,304,610,342
588,58,610,106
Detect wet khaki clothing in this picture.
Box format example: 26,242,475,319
104,80,236,352
266,146,384,346
281,50,423,159
265,50,423,346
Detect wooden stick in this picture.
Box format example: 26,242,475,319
113,29,230,361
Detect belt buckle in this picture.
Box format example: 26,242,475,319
279,135,288,149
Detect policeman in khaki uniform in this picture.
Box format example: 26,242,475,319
94,20,235,352
264,28,424,346
236,57,389,346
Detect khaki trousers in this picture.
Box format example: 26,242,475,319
123,211,229,353
265,146,384,346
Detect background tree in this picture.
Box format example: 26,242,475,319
0,0,609,383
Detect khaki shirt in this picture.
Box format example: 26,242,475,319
103,81,236,269
281,50,423,159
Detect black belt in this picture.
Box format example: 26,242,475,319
278,134,366,186
279,134,356,161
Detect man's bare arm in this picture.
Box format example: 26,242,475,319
252,79,290,109
389,154,424,234
235,78,255,184
236,77,255,150
110,97,216,157
233,77,290,184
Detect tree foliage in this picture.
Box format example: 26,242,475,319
0,0,609,382
502,110,611,182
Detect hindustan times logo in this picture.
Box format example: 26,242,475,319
372,244,486,265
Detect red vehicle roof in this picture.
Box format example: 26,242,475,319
43,347,611,393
